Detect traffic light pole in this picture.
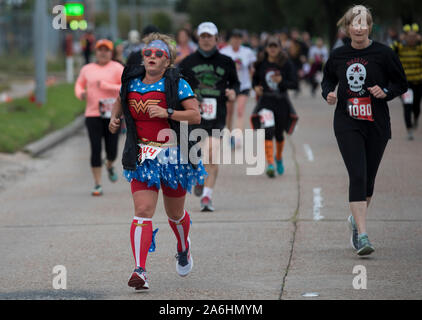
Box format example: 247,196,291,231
33,0,47,105
109,0,118,41
130,0,137,30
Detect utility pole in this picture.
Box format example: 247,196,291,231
109,0,118,41
130,0,137,31
33,0,47,105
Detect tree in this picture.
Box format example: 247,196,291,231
152,11,173,34
179,0,421,45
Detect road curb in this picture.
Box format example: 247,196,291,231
23,115,85,157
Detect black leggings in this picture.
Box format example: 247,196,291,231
336,129,388,202
402,82,422,129
85,117,119,167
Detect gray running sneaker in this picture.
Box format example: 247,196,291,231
175,237,193,277
357,233,375,256
91,185,103,196
347,215,359,250
407,129,414,141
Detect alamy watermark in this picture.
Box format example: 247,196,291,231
52,5,67,30
352,5,368,30
52,265,67,290
150,122,266,175
352,265,367,290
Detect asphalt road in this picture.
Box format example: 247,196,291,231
0,86,421,300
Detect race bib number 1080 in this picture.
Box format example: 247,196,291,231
347,96,374,122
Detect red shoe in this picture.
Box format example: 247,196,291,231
128,267,149,290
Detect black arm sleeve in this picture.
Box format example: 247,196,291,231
384,48,408,101
279,60,298,91
321,57,338,101
252,62,261,88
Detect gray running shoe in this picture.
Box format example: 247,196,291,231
91,185,103,196
347,215,359,250
175,237,193,277
407,129,414,141
357,233,375,256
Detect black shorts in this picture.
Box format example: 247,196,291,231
192,116,226,136
191,124,226,138
239,89,251,96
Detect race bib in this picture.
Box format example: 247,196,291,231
99,98,116,119
347,96,374,122
258,108,275,128
315,71,323,83
401,89,414,104
138,144,163,164
200,98,217,120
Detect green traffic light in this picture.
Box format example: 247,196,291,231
79,20,88,30
64,3,85,17
70,20,79,30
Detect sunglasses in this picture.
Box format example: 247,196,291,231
142,48,169,59
267,43,280,48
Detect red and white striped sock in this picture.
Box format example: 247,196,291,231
130,217,153,270
168,210,191,253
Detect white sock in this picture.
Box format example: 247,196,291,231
202,187,213,199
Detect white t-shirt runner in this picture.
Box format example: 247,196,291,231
220,45,257,92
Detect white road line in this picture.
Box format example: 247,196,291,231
313,187,324,221
304,144,314,162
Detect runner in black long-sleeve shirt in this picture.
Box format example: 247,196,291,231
321,5,408,256
179,22,240,212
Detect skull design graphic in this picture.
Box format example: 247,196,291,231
346,63,367,92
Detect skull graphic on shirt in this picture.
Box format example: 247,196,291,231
347,63,367,92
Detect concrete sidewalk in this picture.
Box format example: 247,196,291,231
0,87,420,300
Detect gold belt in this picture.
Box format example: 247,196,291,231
137,139,177,148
